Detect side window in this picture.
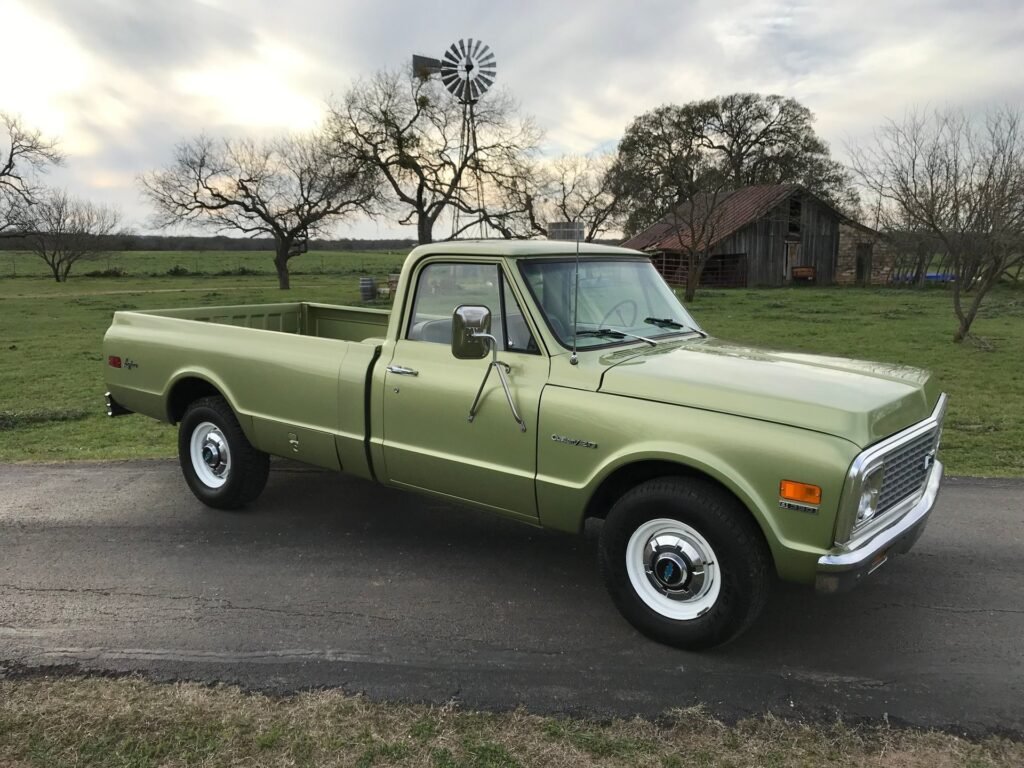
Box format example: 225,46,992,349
407,263,500,345
501,277,538,354
406,262,537,354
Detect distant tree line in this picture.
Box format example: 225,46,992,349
0,233,417,252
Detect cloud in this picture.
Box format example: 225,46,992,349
28,0,259,74
3,0,1023,238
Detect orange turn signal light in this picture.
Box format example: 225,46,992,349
779,480,822,505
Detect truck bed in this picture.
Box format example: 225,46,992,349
104,301,392,477
140,301,390,343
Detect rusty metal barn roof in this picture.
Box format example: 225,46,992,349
621,184,804,252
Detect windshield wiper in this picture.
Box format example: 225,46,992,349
643,317,707,337
643,317,686,329
575,328,658,347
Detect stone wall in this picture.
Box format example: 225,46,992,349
835,222,892,285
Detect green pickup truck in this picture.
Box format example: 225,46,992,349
103,241,946,648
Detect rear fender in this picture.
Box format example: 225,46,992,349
164,369,256,441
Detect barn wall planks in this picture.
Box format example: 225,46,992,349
648,190,850,288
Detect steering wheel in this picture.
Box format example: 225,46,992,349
599,299,638,328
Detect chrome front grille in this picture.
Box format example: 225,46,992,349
838,393,948,546
876,427,939,513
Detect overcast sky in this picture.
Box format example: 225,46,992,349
2,0,1022,239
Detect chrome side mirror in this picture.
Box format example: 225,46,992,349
451,305,492,360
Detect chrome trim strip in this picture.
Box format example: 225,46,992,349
819,458,942,577
834,393,947,545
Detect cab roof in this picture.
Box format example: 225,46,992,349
407,240,645,259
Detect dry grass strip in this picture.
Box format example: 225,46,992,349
0,676,1020,768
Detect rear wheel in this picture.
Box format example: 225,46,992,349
178,395,269,509
599,477,771,649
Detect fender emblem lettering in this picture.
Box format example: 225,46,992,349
551,434,598,449
779,500,818,514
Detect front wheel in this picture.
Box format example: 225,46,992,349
178,395,269,509
599,477,772,649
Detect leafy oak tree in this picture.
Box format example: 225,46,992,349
611,94,858,237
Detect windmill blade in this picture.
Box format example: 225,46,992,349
438,38,497,102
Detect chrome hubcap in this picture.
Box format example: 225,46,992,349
626,518,720,620
644,533,708,600
190,422,231,489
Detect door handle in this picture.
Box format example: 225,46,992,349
387,365,419,376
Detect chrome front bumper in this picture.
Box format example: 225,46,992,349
815,458,943,593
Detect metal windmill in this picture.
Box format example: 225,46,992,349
413,39,497,238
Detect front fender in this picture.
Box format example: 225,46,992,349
536,388,860,583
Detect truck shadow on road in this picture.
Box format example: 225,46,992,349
247,468,962,670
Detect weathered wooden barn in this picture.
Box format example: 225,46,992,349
622,184,887,287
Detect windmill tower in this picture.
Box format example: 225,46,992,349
413,39,497,238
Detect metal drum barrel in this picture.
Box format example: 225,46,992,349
358,277,376,301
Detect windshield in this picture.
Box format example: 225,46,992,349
518,258,701,350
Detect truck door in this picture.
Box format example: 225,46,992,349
381,260,547,521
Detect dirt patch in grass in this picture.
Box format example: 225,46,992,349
0,408,91,431
0,676,1020,768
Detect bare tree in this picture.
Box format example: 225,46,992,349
666,184,732,303
851,107,1024,341
331,69,541,244
486,153,622,241
1,112,63,235
23,190,120,281
141,131,379,289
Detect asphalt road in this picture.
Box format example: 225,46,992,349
1,461,1021,734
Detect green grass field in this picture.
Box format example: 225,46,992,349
1,249,1022,476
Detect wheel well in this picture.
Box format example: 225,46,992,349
167,377,223,424
585,460,749,523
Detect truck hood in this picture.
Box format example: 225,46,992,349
598,338,941,447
